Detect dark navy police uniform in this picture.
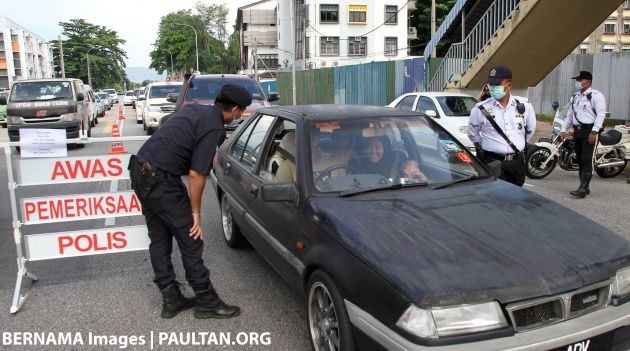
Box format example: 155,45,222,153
129,103,225,291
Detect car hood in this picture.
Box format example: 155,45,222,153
185,99,268,111
307,180,630,306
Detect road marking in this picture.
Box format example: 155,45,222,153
524,183,534,187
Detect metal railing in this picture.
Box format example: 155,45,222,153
427,0,520,91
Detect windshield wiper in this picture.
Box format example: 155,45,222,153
432,175,485,190
340,181,428,197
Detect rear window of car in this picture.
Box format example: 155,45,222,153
435,96,478,117
148,85,182,99
186,77,264,101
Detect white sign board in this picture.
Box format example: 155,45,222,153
19,154,132,185
19,129,67,158
25,226,149,261
21,191,141,225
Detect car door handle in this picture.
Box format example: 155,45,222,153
249,184,258,198
224,162,231,175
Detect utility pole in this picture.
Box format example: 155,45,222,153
431,0,436,58
254,39,259,82
290,0,297,105
58,36,65,78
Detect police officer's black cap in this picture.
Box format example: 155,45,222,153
215,84,252,109
571,71,592,81
485,65,512,85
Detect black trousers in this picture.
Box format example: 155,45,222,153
483,152,526,187
129,158,211,292
573,127,596,173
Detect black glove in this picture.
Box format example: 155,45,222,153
474,143,485,159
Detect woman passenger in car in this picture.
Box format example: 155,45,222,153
349,135,398,178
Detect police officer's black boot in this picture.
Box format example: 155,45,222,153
159,282,196,319
194,289,241,319
570,172,591,198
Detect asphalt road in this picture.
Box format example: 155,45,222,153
0,105,629,350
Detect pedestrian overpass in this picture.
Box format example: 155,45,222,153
425,0,626,92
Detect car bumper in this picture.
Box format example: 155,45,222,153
145,111,168,128
8,121,81,142
346,299,630,351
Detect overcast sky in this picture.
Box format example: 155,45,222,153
2,0,243,67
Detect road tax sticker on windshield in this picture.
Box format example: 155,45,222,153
438,139,461,152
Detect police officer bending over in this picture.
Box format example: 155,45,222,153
560,71,606,198
468,65,536,187
129,84,252,319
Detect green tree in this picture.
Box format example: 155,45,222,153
411,0,458,56
150,5,232,75
141,80,154,87
224,28,240,73
51,19,128,89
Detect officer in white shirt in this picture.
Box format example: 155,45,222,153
560,71,606,198
468,65,536,187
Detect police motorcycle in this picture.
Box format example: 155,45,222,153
526,101,628,179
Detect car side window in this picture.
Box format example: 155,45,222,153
230,115,276,169
396,95,417,111
415,96,437,114
259,119,297,182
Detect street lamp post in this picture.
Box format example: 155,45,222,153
171,22,198,73
165,49,174,77
86,47,97,87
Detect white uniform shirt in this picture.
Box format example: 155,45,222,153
561,88,606,133
467,95,537,154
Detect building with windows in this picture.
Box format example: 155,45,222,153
0,17,53,89
236,0,279,73
273,0,411,70
574,0,630,54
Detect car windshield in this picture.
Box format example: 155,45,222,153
309,116,488,193
186,77,264,101
104,89,116,95
10,82,73,102
435,96,478,116
148,85,182,99
97,93,108,99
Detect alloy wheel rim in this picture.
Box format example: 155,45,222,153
529,149,552,176
221,196,233,241
308,282,340,351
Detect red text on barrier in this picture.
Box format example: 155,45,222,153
51,158,123,181
57,231,128,254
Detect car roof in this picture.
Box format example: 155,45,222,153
13,78,82,83
258,104,424,121
403,92,475,98
191,74,254,81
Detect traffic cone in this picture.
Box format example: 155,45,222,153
108,124,128,154
118,106,125,120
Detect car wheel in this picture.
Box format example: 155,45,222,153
0,123,6,128
307,270,355,351
137,119,142,124
94,115,99,125
220,193,247,248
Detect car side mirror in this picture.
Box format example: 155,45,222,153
166,93,179,103
261,182,297,203
0,95,6,105
76,93,85,102
267,92,280,102
138,95,146,101
425,109,438,118
552,101,559,111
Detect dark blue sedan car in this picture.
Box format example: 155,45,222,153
211,105,630,351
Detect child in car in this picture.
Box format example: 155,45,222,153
399,159,428,184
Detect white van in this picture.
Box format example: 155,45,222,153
140,81,183,135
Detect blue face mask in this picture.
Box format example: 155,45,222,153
488,85,506,100
575,81,583,91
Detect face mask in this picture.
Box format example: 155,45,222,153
575,81,583,91
488,85,506,100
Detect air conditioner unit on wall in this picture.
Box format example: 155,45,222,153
322,61,327,67
408,27,417,35
354,37,362,42
333,61,338,67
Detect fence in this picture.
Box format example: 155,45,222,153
528,52,630,120
277,57,426,106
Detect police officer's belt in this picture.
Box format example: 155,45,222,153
484,150,524,161
573,123,594,130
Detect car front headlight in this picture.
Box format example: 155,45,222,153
7,116,23,124
613,266,630,296
60,113,79,122
396,302,508,339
